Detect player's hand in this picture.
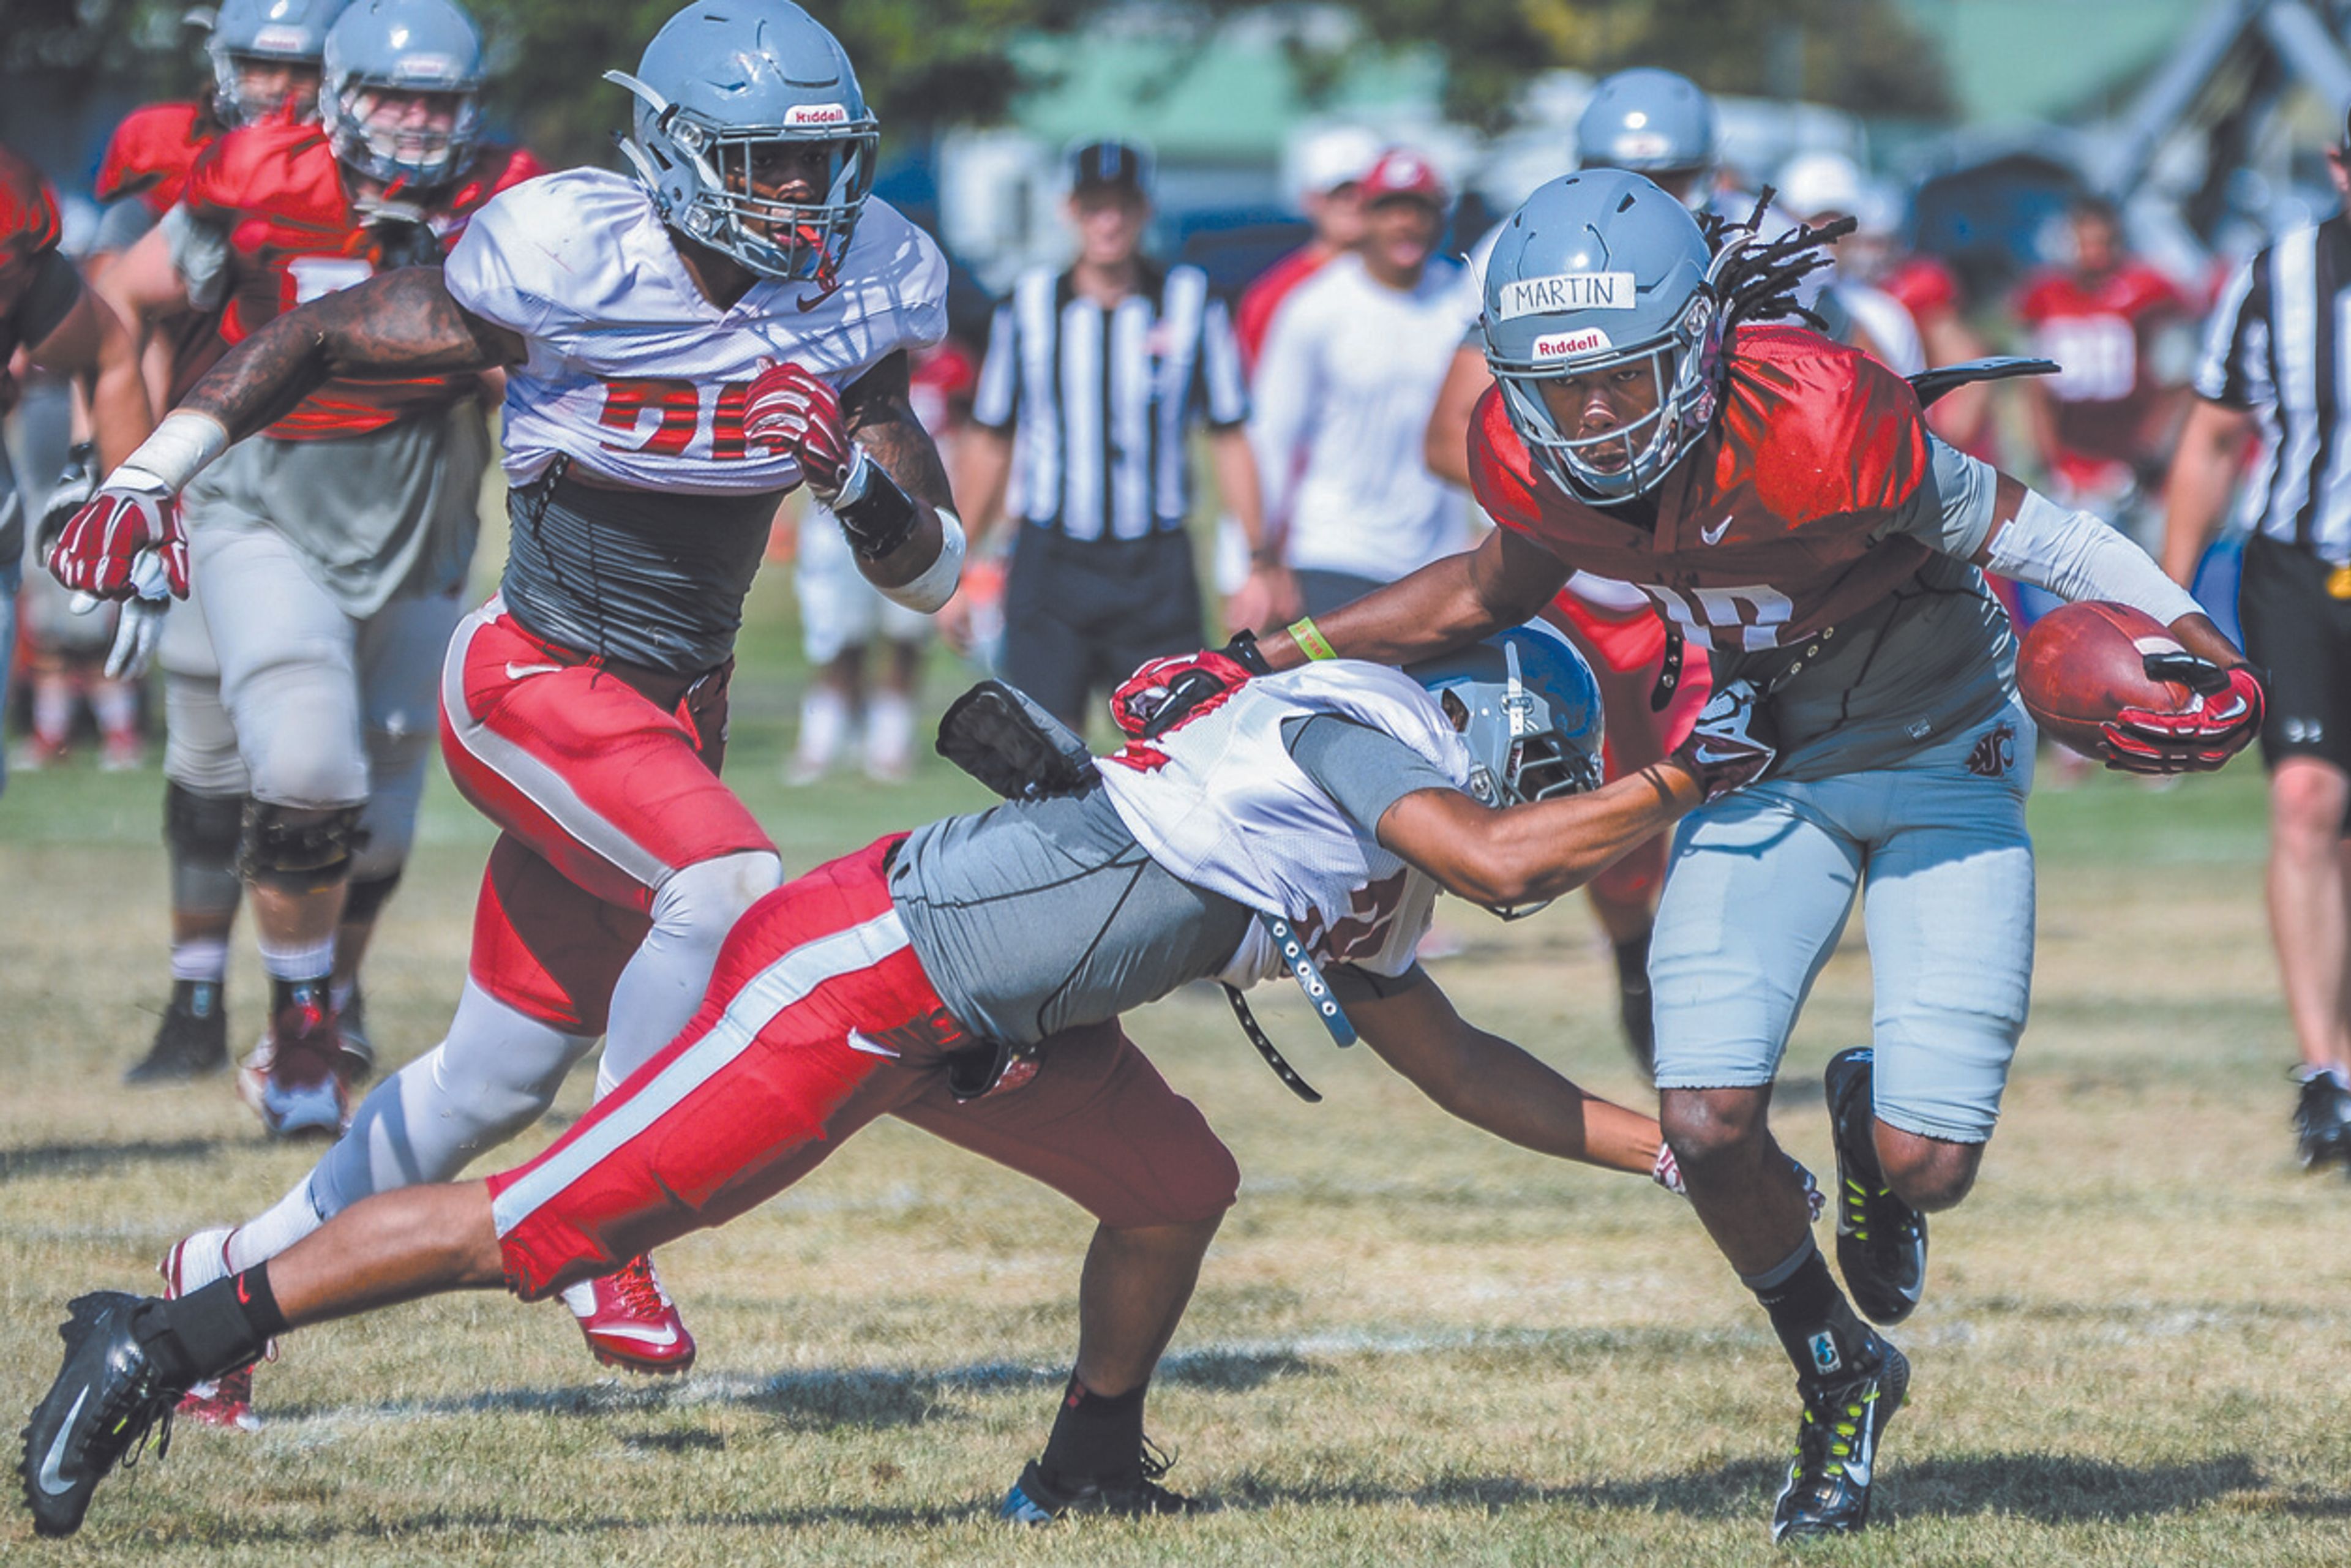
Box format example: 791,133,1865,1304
1111,637,1270,739
1675,678,1778,801
1653,1144,1825,1220
743,361,855,500
45,467,188,600
2099,657,2264,775
33,441,96,557
69,552,171,680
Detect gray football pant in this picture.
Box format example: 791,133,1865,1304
181,523,460,878
1648,697,2038,1144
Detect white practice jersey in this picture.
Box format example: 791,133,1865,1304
444,169,949,495
1095,662,1472,985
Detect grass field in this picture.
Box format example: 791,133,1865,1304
2,570,2347,1565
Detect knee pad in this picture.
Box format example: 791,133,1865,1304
342,868,404,925
650,851,785,940
167,784,247,917
239,800,372,891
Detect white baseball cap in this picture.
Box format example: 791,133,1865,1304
1777,149,1866,221
1292,124,1381,200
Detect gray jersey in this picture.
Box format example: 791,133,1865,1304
500,476,781,673
891,715,1453,1045
1723,437,2014,781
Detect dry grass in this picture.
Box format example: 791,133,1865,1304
2,580,2345,1564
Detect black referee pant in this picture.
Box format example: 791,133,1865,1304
1001,525,1205,729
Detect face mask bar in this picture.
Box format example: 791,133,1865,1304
694,126,879,283
326,81,481,187
214,51,315,127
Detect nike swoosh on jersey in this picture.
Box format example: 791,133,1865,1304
588,1322,681,1348
1700,516,1734,546
504,662,566,680
37,1388,89,1496
846,1030,901,1059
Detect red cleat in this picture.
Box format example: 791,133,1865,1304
561,1255,696,1374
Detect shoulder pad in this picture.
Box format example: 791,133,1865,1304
0,145,61,279
439,144,547,218
96,102,211,206
1467,383,1549,532
1725,325,1927,523
186,122,343,228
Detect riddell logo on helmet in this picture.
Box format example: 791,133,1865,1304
252,24,309,50
1532,328,1614,359
785,103,850,127
1498,271,1638,320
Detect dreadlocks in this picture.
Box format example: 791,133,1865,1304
1698,186,1858,334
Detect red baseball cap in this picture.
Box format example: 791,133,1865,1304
1360,147,1449,209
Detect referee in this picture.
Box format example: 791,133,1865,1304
2161,115,2351,1171
951,140,1274,727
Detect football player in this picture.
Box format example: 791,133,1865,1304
86,1,351,1089
21,626,1774,1538
88,0,540,1138
51,0,962,1390
1145,171,2263,1539
0,144,156,800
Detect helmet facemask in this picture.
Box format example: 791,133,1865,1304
323,78,481,187
612,72,878,287
1492,287,1723,506
1433,639,1605,920
211,48,323,127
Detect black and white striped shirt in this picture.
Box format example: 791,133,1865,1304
2197,214,2351,563
971,261,1248,542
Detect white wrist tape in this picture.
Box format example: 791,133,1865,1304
1987,489,2203,628
881,508,966,613
114,411,230,495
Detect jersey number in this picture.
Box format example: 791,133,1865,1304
596,377,775,462
1643,583,1796,652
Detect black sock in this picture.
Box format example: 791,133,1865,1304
1613,930,1652,996
1038,1373,1147,1485
171,978,223,1019
132,1267,288,1385
1742,1240,1875,1382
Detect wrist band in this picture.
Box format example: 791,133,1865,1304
830,444,921,561
119,410,230,494
1288,615,1338,662
879,509,964,613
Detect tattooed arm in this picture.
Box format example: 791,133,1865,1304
180,267,525,440
833,349,955,596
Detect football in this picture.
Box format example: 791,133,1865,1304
2016,601,2197,754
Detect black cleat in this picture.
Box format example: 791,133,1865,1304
336,983,375,1086
1771,1335,1908,1543
999,1440,1198,1523
124,981,229,1084
1826,1047,1927,1326
2292,1071,2351,1171
19,1292,184,1538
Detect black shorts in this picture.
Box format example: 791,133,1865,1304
2238,530,2351,776
1000,525,1205,728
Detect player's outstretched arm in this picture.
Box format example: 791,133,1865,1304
180,266,525,441
1375,757,1704,912
1349,969,1659,1176
1256,523,1573,671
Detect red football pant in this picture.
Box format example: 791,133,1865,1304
1546,590,1714,908
439,601,778,1035
486,838,1240,1300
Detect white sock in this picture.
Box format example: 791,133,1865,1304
257,935,336,983
90,680,138,738
226,1182,327,1272
171,936,230,984
31,681,72,745
792,687,849,773
863,690,915,776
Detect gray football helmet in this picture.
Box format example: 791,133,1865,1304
608,1,880,284
208,0,351,126
318,0,484,187
1481,170,1730,505
1575,67,1717,179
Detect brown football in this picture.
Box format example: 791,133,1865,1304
2017,601,2195,754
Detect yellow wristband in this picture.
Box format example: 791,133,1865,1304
1288,616,1338,662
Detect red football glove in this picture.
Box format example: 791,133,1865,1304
743,361,855,499
1675,678,1779,801
1111,648,1262,739
45,473,189,600
2099,657,2265,775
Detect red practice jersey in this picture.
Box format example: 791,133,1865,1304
0,143,64,350
95,101,218,217
2013,260,2186,482
1881,255,1960,324
1470,325,1933,654
183,121,542,440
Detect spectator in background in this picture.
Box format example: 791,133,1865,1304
1774,151,1925,377
1248,148,1474,618
2161,122,2351,1174
787,339,976,785
1234,124,1379,374
2016,197,2193,550
950,140,1273,727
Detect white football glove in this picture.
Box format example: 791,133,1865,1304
70,549,171,680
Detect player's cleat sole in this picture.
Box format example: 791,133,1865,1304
2292,1073,2351,1171
1771,1337,1909,1543
124,982,230,1084
18,1292,184,1539
1826,1046,1927,1326
999,1455,1199,1523
562,1255,696,1375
